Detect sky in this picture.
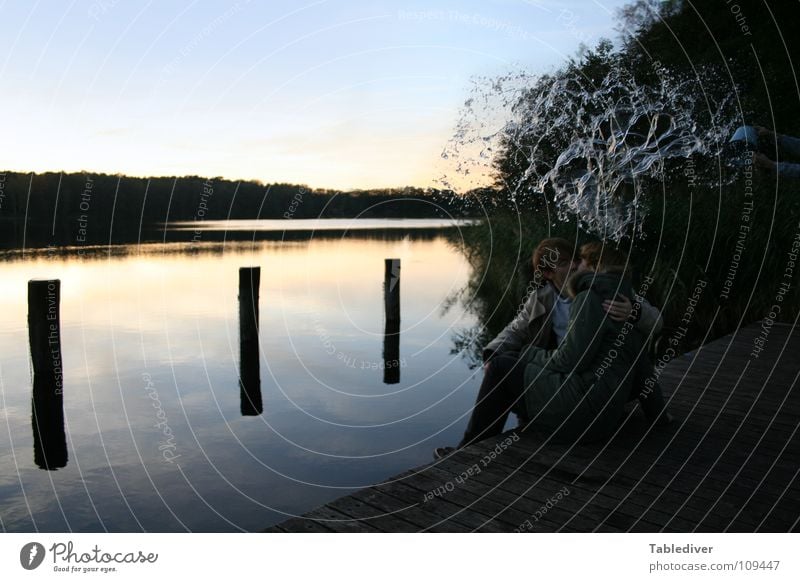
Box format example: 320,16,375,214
0,0,634,191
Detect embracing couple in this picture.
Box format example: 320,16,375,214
435,237,671,458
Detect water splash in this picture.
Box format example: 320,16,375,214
441,63,740,239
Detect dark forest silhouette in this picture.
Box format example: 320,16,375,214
0,171,485,249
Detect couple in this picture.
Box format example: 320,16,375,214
435,237,670,458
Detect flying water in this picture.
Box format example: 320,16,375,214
441,64,740,240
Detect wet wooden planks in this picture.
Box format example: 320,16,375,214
267,321,800,532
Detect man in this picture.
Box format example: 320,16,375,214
434,237,664,458
753,126,800,179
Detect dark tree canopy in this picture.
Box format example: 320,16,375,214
0,172,476,249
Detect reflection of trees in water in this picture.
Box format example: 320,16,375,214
0,229,460,262
442,230,536,371
449,327,487,371
444,276,522,372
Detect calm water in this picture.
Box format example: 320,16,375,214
169,218,478,232
0,221,484,532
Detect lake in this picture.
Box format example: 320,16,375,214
0,219,485,532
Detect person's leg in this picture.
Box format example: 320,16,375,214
458,352,526,448
629,348,672,425
638,379,672,425
631,358,672,426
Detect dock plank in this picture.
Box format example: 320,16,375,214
269,322,800,532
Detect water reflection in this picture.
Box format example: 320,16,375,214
169,218,477,232
0,226,481,531
1,219,479,253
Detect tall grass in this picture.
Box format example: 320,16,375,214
448,174,799,361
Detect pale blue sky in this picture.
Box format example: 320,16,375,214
0,0,632,190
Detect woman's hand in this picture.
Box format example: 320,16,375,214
603,295,633,322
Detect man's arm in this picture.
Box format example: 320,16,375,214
635,297,663,337
482,291,538,362
777,133,800,158
755,151,800,179
774,161,800,179
754,128,800,178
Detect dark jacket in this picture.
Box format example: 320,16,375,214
518,270,645,443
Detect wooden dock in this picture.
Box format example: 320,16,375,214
267,321,800,532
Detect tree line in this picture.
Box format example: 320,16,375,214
0,171,483,249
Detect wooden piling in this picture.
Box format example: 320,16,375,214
28,279,68,470
382,259,401,384
384,258,400,322
239,267,263,416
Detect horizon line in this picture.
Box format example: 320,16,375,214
0,167,484,194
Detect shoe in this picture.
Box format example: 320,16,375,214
646,409,674,427
433,446,456,460
655,411,675,427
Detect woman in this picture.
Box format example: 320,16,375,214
519,244,645,443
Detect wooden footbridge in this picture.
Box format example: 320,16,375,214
266,321,800,532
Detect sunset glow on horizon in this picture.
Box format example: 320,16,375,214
1,0,631,191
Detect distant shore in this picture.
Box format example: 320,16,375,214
0,171,486,250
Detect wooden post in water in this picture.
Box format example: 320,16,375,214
28,279,68,470
384,258,400,322
383,259,401,384
239,267,263,416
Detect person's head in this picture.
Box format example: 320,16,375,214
577,241,629,273
532,238,578,292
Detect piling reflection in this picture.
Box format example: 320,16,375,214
383,259,401,384
239,267,263,416
28,280,68,470
382,319,401,384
